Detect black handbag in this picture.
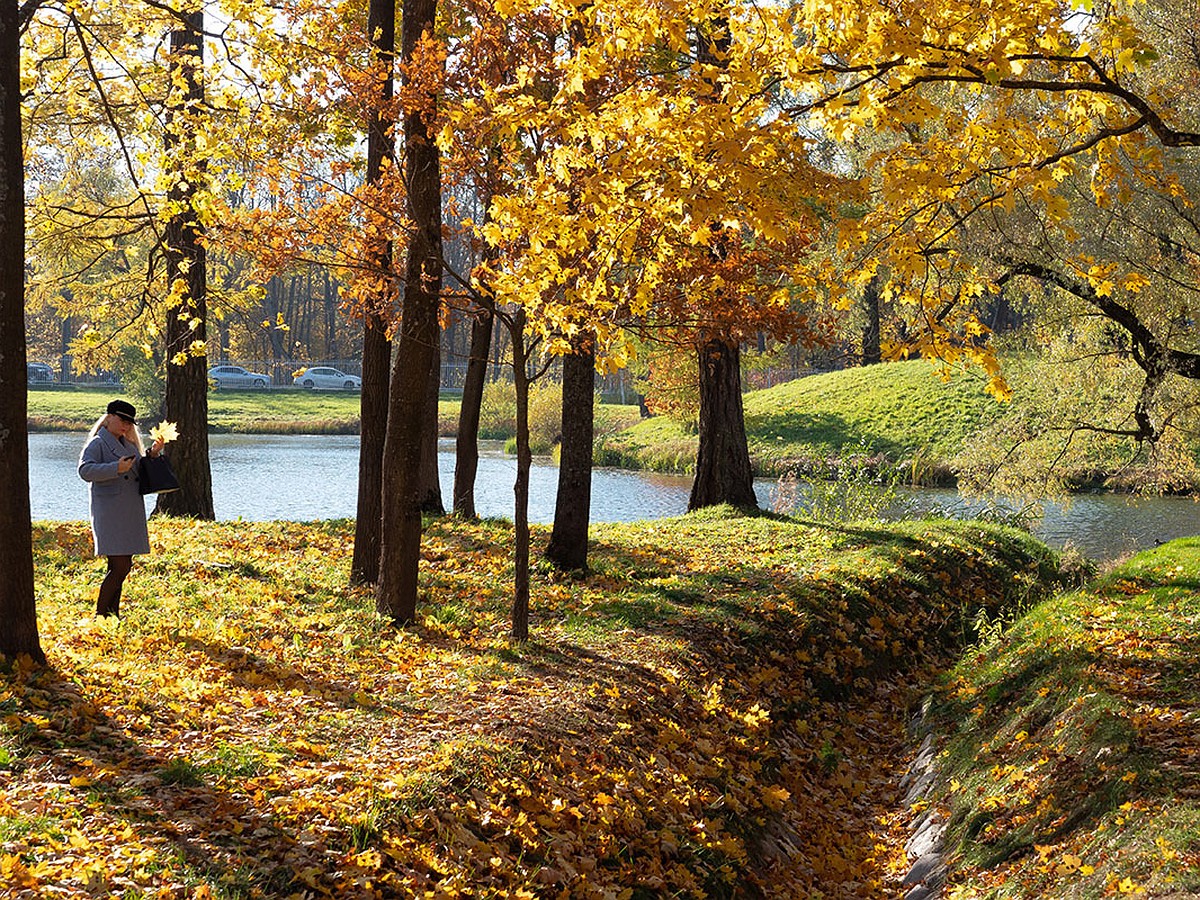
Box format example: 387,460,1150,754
139,454,181,495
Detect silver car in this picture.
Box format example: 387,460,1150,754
208,364,269,389
293,366,362,391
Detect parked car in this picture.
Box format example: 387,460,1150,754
27,362,54,384
207,364,269,389
293,366,361,391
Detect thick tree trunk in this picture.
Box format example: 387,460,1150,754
545,340,594,570
0,3,44,664
688,336,758,511
452,297,494,518
350,0,396,586
377,0,441,623
686,19,754,512
419,327,445,513
510,310,531,642
862,273,882,366
155,11,214,520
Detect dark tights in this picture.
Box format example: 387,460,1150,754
97,555,133,617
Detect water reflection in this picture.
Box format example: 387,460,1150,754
29,432,1198,561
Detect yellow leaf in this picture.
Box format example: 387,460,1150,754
150,422,179,445
761,785,790,809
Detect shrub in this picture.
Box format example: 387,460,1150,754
478,381,517,440
527,381,562,454
483,380,562,453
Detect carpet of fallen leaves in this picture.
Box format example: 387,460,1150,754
1,509,1060,899
924,537,1200,899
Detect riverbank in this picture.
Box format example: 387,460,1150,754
25,386,445,436
29,358,1192,494
911,537,1200,897
4,510,1062,897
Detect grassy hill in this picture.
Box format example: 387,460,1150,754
602,359,1006,482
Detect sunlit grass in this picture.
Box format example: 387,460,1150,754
601,358,1005,480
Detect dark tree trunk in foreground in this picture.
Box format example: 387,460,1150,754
377,0,442,623
688,336,758,511
0,1,44,664
352,316,391,584
452,297,494,518
862,273,882,366
351,0,396,585
156,10,214,520
419,328,445,513
510,309,532,642
545,340,594,570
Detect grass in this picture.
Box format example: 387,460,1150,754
917,538,1200,898
600,358,1005,481
3,511,1064,898
26,386,463,435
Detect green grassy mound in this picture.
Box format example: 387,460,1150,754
602,359,1004,482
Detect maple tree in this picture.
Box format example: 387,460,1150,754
785,0,1200,420
543,5,599,571
467,0,842,520
440,0,550,522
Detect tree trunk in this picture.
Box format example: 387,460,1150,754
377,0,441,623
453,299,494,518
352,316,391,584
324,270,338,359
351,0,396,586
155,10,214,520
545,339,594,570
419,326,445,513
686,20,754,512
688,336,758,511
510,309,531,642
0,3,44,664
60,314,74,383
862,273,882,366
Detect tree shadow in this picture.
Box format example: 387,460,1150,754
0,662,338,897
180,636,362,707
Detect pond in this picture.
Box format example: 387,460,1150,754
29,432,1199,562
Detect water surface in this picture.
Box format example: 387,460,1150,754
31,432,1198,561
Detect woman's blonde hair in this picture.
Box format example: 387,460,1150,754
86,415,146,454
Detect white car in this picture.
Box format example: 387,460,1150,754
293,366,362,391
208,364,269,389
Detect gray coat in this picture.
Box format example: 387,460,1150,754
78,429,151,556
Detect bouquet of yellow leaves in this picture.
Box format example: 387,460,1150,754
150,421,179,445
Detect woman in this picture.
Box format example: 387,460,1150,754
77,400,165,617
